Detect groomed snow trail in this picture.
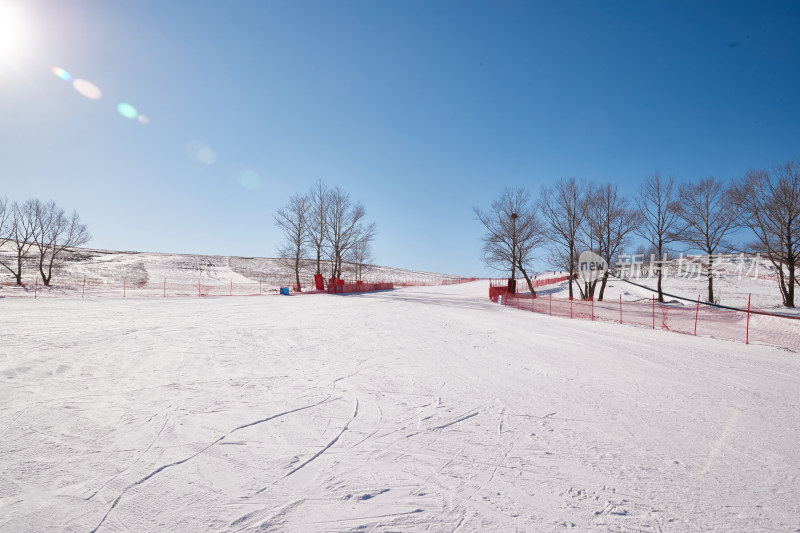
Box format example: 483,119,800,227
1,281,798,532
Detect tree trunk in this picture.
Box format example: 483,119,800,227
15,254,23,286
567,244,575,300
656,247,664,302
568,270,574,300
706,255,714,303
517,262,536,297
598,271,610,301
294,255,301,292
788,221,795,308
777,264,790,307
657,268,664,303
45,259,54,285
39,254,54,286
38,255,47,285
589,278,599,300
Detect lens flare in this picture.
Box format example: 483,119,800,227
52,67,71,81
117,103,138,119
239,169,261,190
185,141,216,165
73,79,102,100
137,115,149,125
197,148,216,164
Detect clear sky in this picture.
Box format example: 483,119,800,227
1,0,799,277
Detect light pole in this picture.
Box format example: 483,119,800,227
510,212,518,293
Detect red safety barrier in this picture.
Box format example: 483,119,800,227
327,280,393,294
495,292,800,352
489,274,573,301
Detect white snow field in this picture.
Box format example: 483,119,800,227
2,281,799,532
0,245,468,298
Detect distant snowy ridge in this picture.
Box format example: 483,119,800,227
0,244,469,295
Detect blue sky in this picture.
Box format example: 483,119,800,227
1,0,799,276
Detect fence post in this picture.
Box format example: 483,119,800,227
82,277,86,298
35,276,38,299
694,296,700,336
619,295,622,324
591,296,594,321
652,296,655,329
746,294,751,344
570,297,573,319
549,293,552,316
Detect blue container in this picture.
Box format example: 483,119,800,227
280,287,290,295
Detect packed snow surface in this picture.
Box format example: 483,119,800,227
1,281,798,532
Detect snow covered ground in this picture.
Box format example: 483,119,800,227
528,254,797,314
0,244,469,298
2,281,798,532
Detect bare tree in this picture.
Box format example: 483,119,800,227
635,172,681,302
0,197,10,250
33,201,91,286
677,177,739,303
274,194,311,292
732,160,800,307
541,178,588,300
585,183,640,300
577,185,601,300
0,199,38,286
345,239,374,281
475,187,546,296
325,187,376,280
306,180,330,276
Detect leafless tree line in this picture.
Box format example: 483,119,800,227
0,198,91,286
476,158,800,307
274,181,376,290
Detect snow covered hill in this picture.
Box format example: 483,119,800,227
0,244,469,296
1,281,798,532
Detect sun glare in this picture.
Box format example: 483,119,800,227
0,2,32,62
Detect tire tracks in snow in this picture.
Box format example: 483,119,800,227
88,396,338,533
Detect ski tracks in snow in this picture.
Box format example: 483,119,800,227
260,399,359,489
88,396,337,532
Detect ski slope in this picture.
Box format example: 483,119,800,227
0,244,468,296
1,281,798,532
